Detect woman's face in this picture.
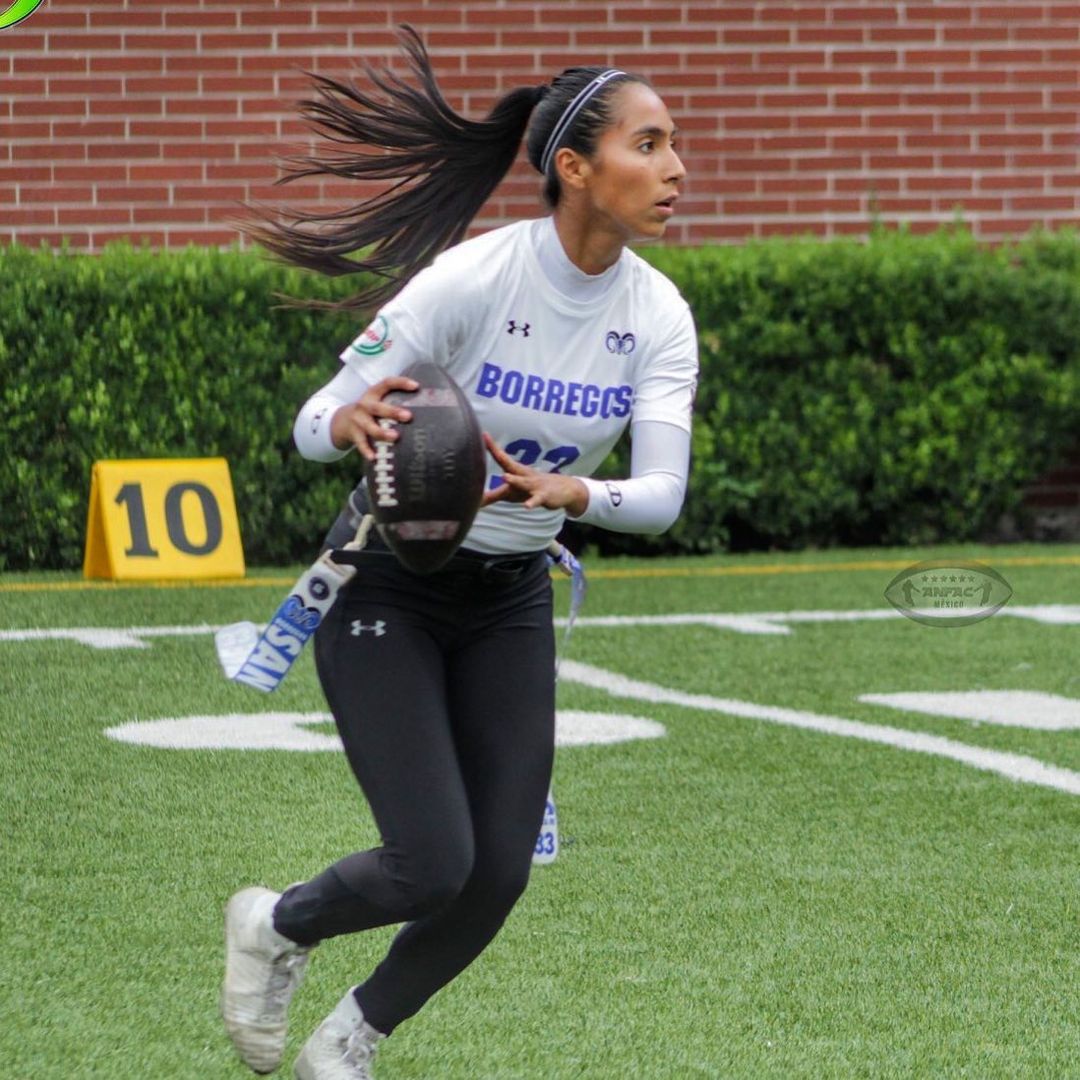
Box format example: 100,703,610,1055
579,82,685,242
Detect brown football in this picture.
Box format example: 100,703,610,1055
363,361,486,574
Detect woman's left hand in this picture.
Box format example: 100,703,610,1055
481,434,590,516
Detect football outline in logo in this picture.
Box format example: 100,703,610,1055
884,560,1012,628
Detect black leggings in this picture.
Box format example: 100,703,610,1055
273,545,556,1035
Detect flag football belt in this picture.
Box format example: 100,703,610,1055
215,509,586,692
441,547,547,585
328,539,545,586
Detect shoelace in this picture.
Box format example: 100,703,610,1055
342,1028,378,1074
259,950,307,1021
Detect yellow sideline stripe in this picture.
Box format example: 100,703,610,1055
2,553,1079,593
588,554,1080,580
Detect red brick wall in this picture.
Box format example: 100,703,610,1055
4,0,1080,251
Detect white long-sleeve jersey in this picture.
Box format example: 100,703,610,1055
295,216,698,554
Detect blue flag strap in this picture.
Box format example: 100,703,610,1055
215,515,374,692
546,539,587,662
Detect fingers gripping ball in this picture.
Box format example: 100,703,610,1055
363,361,486,574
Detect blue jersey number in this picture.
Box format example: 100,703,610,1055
489,439,580,489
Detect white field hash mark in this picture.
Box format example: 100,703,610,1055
557,662,1080,798
104,666,1080,796
105,710,666,752
859,691,1080,731
4,604,1080,649
6,611,1079,795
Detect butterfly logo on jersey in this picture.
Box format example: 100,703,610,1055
606,331,636,355
507,320,531,337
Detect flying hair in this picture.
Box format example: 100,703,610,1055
242,25,645,312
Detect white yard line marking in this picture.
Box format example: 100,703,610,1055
106,712,340,751
4,604,1080,650
1001,605,1080,624
104,710,666,752
560,661,1080,797
0,624,220,649
7,552,1080,593
859,691,1080,731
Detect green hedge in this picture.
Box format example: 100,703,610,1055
0,242,361,570
616,226,1080,555
3,228,1080,570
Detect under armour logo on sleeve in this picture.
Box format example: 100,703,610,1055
507,320,530,337
351,620,387,637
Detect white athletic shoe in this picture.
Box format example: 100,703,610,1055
222,886,312,1074
294,989,385,1080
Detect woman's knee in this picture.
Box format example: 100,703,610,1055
388,832,475,913
467,852,533,915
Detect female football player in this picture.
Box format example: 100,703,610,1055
222,26,696,1080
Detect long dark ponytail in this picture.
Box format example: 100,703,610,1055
246,26,645,312
244,26,546,311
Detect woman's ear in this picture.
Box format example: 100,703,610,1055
554,146,592,192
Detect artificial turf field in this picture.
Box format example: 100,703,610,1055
3,542,1079,1079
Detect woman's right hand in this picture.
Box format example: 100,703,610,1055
330,375,419,461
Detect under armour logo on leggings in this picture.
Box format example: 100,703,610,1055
350,620,387,637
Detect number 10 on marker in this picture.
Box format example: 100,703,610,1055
83,458,245,581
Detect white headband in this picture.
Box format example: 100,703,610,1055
539,69,627,176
